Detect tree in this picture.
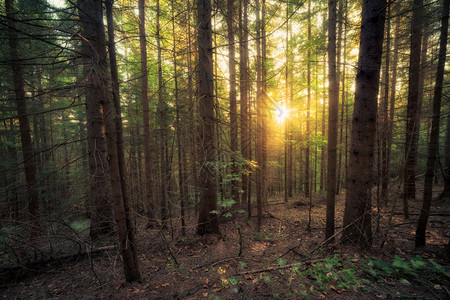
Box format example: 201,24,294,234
305,0,311,199
403,0,424,219
76,0,114,239
227,0,239,204
156,0,168,226
78,0,141,282
326,0,338,240
6,0,40,233
342,0,386,248
415,0,449,247
197,0,220,235
138,0,155,226
239,0,251,215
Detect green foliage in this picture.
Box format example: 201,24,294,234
69,219,90,232
277,257,287,267
365,255,450,281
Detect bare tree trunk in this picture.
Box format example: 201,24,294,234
404,0,424,219
415,0,449,247
380,4,391,204
105,0,140,278
326,0,338,240
171,0,187,236
6,0,40,233
227,0,239,205
284,1,290,203
79,0,141,281
305,0,311,199
138,0,155,225
385,15,400,204
239,0,251,215
156,0,168,226
342,0,386,249
197,0,219,235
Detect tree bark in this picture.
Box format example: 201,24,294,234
305,0,311,199
138,0,155,226
326,0,338,240
78,0,141,281
380,4,391,204
171,0,187,236
403,0,424,218
196,0,220,235
78,0,114,240
156,0,168,226
239,0,251,215
415,0,449,247
342,0,386,249
6,0,40,233
227,0,239,205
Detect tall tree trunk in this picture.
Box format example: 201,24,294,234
171,0,187,236
196,0,219,235
305,0,311,199
335,0,343,195
255,0,267,231
79,0,141,281
186,0,199,211
326,0,338,240
385,15,401,204
156,0,168,226
380,4,391,203
239,0,251,215
105,0,140,279
78,0,114,239
6,0,40,233
227,0,239,204
342,0,386,249
403,0,424,218
320,53,326,191
138,0,155,225
415,0,449,247
284,1,290,203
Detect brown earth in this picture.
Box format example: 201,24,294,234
1,187,449,299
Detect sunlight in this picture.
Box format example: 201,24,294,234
275,105,289,124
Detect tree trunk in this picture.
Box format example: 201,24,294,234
342,0,386,249
171,0,187,236
326,0,338,240
227,0,239,205
239,0,251,215
385,15,401,204
79,0,141,282
6,0,40,233
196,0,219,235
403,0,424,218
305,0,311,199
380,4,391,204
156,0,168,226
415,0,449,247
138,0,155,225
78,0,114,240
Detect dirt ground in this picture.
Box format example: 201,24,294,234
1,188,449,299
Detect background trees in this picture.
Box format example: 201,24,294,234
0,0,448,283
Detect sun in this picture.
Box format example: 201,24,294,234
276,105,289,124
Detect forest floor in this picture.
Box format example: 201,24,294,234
1,187,449,299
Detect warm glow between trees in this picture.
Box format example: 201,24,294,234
275,104,289,124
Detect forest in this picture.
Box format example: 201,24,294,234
0,0,449,298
